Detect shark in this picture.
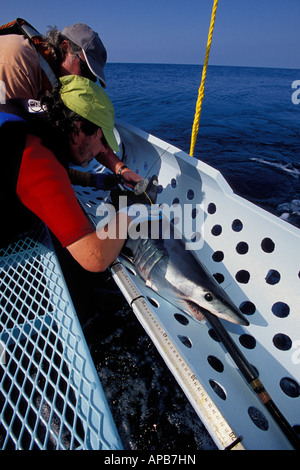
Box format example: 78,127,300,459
121,200,249,327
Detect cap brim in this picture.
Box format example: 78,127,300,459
102,127,120,153
82,50,106,88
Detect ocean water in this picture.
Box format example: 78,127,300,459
107,64,300,221
70,64,300,450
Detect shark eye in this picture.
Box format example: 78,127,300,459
205,293,213,302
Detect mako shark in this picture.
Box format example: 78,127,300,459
121,205,249,327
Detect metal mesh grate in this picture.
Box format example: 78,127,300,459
0,223,122,450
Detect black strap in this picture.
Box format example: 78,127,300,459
117,164,128,178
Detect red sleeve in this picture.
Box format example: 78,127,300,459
17,134,93,247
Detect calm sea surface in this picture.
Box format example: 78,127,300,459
73,64,300,450
106,63,300,218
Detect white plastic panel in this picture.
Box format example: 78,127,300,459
72,120,300,449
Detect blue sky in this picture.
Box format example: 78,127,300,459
1,0,299,69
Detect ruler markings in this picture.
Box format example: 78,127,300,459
111,261,244,450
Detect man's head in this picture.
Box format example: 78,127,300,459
42,75,119,167
47,24,107,87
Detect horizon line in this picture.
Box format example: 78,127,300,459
106,62,300,71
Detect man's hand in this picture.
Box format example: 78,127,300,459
119,167,143,188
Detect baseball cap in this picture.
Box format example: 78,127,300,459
59,75,119,152
62,23,107,88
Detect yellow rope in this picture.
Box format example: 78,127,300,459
189,0,219,157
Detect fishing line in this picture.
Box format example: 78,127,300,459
144,145,171,181
131,146,171,205
142,190,154,205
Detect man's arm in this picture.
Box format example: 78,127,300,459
96,146,142,188
19,135,131,273
66,212,130,272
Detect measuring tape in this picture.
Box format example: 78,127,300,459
110,259,245,450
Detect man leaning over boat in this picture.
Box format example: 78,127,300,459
0,74,144,272
0,18,142,208
0,18,108,99
0,17,146,271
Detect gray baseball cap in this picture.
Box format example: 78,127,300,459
62,23,107,87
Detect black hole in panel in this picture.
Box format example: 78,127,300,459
187,189,194,200
207,203,216,214
239,334,256,350
248,406,269,431
273,333,292,351
272,302,290,318
280,377,300,398
171,216,180,226
265,269,281,285
239,301,256,315
235,270,250,284
178,335,192,348
147,297,159,308
126,266,136,276
209,380,226,400
207,355,224,373
261,237,275,253
236,242,249,255
171,178,177,188
212,251,224,262
208,328,221,342
232,219,243,232
191,232,201,243
213,273,225,284
174,313,189,326
191,208,198,219
211,225,222,236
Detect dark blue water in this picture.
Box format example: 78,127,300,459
74,64,300,451
106,63,300,221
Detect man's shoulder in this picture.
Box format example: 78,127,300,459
0,33,39,71
25,133,61,161
0,33,34,50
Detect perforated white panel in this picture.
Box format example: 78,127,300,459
72,120,300,449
